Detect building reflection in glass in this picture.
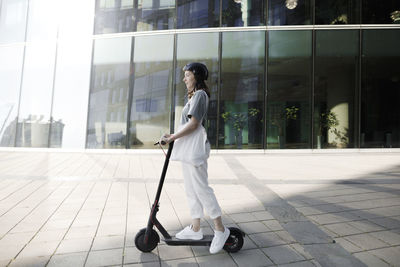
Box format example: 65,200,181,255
129,34,173,148
87,37,131,149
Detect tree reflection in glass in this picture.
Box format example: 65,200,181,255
221,0,265,27
220,31,264,149
267,30,312,149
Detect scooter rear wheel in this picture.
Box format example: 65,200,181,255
223,227,244,253
135,228,160,252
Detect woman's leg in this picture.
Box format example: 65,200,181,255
189,161,222,221
182,162,205,220
213,216,224,232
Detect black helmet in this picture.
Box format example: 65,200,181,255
183,62,208,81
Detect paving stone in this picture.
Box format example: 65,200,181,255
347,220,385,232
92,235,125,250
237,221,271,234
160,257,198,266
8,255,50,267
55,238,93,254
229,212,258,223
368,217,400,230
231,248,273,266
251,210,274,221
323,223,364,236
125,262,161,266
353,252,389,267
262,220,284,231
277,260,316,267
47,252,86,267
31,229,67,243
86,248,123,267
124,247,160,264
303,243,366,267
158,245,194,261
18,241,59,258
344,233,389,250
333,237,363,253
262,245,305,265
249,232,287,247
196,253,237,267
369,230,400,246
369,247,400,266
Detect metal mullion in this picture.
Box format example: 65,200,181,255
14,0,30,147
171,34,178,134
311,29,315,149
357,28,363,148
263,30,268,150
84,39,96,149
47,27,60,148
216,31,222,149
126,36,136,149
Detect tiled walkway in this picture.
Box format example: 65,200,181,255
0,150,400,266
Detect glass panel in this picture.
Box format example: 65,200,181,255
16,42,57,147
94,0,134,34
221,0,265,27
50,39,92,148
362,0,400,24
129,35,173,148
135,0,175,31
267,30,312,149
220,31,264,149
58,0,95,39
0,0,29,43
177,0,219,28
361,30,400,148
314,30,359,149
176,33,219,147
0,46,24,146
268,0,312,25
87,37,132,149
25,0,59,41
315,0,360,24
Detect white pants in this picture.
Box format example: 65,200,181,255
182,161,222,220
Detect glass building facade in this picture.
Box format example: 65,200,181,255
1,0,399,150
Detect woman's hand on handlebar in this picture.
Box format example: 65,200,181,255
160,134,174,145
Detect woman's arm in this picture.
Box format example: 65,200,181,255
163,116,200,144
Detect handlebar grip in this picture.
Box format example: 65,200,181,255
154,141,167,146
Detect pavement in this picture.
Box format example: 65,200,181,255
0,148,400,267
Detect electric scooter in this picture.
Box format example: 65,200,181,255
134,141,245,253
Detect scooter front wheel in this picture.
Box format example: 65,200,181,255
223,227,244,253
135,228,160,252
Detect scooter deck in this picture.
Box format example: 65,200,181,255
163,235,213,246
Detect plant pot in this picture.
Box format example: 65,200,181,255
235,132,243,149
278,135,285,149
317,135,323,149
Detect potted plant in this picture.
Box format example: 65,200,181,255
270,106,299,148
222,108,260,148
317,110,339,148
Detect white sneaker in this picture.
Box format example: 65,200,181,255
210,227,230,254
175,225,203,240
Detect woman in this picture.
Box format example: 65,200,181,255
161,62,230,254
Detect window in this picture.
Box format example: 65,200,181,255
267,30,312,149
314,30,359,149
221,0,265,27
361,30,400,148
268,0,312,25
176,32,219,146
315,0,360,24
220,31,265,149
129,35,174,148
177,0,219,28
87,37,132,148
